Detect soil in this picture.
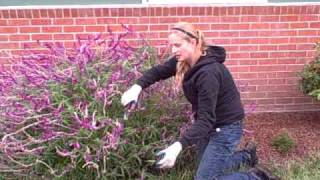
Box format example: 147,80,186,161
241,111,320,166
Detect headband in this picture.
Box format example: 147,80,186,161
172,27,199,43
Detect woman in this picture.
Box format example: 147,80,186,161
121,22,278,180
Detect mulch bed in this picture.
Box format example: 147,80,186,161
241,111,320,165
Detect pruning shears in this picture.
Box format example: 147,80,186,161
123,101,137,120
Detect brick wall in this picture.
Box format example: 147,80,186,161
0,4,320,112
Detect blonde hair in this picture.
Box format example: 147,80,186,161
171,22,207,90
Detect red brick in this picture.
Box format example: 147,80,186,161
177,7,184,15
125,8,133,16
231,38,251,44
293,97,313,103
278,44,296,50
40,9,48,18
276,72,297,78
0,27,18,33
85,26,105,32
140,8,147,16
230,24,250,30
31,19,51,25
290,37,310,43
279,30,297,36
270,37,289,44
211,24,230,30
17,10,25,18
239,31,259,37
7,19,29,26
211,39,230,44
250,65,285,72
310,22,320,28
241,16,259,22
131,25,149,32
159,17,178,24
239,60,258,66
31,34,52,41
257,99,275,105
258,59,276,65
56,9,63,18
63,9,71,18
48,9,56,17
150,25,168,31
299,15,318,21
9,35,30,41
227,66,250,72
220,31,239,37
287,64,304,71
95,8,102,17
290,22,309,28
20,27,40,33
276,98,294,104
259,45,277,51
251,23,270,29
2,10,9,18
97,18,117,24
76,18,96,25
63,26,83,33
296,44,314,50
53,34,74,40
71,9,78,17
32,9,40,18
0,43,19,49
53,19,74,25
260,16,280,22
250,52,269,58
270,23,289,29
238,73,258,79
118,17,138,24
268,79,286,85
250,38,270,44
280,16,299,22
132,8,141,17
42,26,62,33
179,17,199,23
220,16,239,23
155,7,162,16
9,10,17,18
78,9,94,17
0,35,8,41
298,30,318,36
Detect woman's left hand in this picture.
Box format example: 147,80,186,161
155,141,182,169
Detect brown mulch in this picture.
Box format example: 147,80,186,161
241,111,320,165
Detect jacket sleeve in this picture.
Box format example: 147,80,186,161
179,71,219,149
136,56,177,89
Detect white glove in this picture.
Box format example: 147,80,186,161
156,141,182,169
121,84,142,106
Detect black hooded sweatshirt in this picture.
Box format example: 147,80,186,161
136,46,244,149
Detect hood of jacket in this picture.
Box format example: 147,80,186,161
183,45,226,80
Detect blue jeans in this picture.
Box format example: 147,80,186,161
195,121,258,180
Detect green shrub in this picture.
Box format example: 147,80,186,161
271,130,295,155
300,42,320,100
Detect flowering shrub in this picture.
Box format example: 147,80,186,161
0,25,193,179
300,42,320,100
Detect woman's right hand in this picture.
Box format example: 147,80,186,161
121,84,142,106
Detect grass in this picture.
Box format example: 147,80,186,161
272,152,320,180
157,152,320,180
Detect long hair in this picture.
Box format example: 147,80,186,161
171,22,207,90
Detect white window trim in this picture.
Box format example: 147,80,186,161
1,1,320,10
142,0,268,4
